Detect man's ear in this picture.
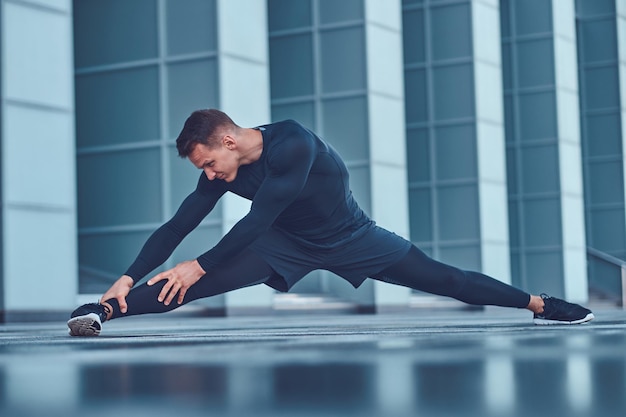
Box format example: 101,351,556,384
223,135,236,149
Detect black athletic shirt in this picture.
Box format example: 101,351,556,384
124,120,372,283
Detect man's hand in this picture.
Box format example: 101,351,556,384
100,275,134,314
147,260,206,306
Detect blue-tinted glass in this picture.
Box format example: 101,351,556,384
403,9,426,65
588,161,625,205
500,0,511,38
320,27,366,93
167,59,219,137
74,0,158,68
268,0,312,31
590,208,626,251
518,91,557,141
523,198,562,247
508,199,520,247
404,69,429,123
172,224,223,263
435,124,477,180
438,185,480,241
580,18,618,64
504,94,515,142
166,0,216,55
514,0,552,36
318,0,363,24
409,188,432,242
272,101,316,129
433,64,475,120
76,66,160,147
431,4,472,61
168,146,222,222
502,43,512,90
506,147,518,195
516,39,555,88
576,0,615,17
583,66,620,110
79,230,156,292
521,144,560,194
321,97,369,161
77,149,162,228
403,0,423,5
406,128,430,183
270,34,315,99
439,245,481,271
525,251,563,295
586,112,622,157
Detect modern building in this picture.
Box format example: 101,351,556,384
0,0,624,320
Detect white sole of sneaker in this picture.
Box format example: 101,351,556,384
67,313,102,336
533,312,594,325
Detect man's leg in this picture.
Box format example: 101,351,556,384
68,249,275,335
105,248,275,319
371,245,531,308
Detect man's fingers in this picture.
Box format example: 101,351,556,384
118,296,128,313
177,288,188,305
147,272,167,286
164,283,181,306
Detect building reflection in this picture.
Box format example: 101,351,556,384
1,332,625,416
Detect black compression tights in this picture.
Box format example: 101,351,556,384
371,245,531,308
106,245,531,320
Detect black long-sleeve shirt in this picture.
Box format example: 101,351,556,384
124,120,370,283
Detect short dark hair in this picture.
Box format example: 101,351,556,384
175,109,237,157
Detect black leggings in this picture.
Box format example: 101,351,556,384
107,245,530,320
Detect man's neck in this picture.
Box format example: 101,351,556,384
237,127,264,165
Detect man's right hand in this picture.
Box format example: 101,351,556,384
100,275,134,314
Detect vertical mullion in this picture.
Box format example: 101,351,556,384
157,0,173,269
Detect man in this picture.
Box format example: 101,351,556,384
68,109,593,336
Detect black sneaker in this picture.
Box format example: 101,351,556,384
533,294,594,325
67,303,111,336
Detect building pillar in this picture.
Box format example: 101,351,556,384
216,0,275,313
0,0,77,319
502,0,587,301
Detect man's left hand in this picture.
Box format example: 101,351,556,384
147,260,206,305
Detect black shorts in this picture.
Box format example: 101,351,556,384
249,223,412,292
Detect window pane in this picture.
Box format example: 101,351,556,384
580,18,617,64
430,4,472,61
409,187,432,242
525,251,563,294
79,230,156,292
320,27,366,93
514,0,552,36
318,0,363,24
521,144,559,194
437,185,480,241
404,68,429,123
518,91,556,141
268,0,312,31
508,200,520,247
433,64,475,120
322,96,369,161
270,34,314,99
166,0,217,55
588,160,625,205
76,66,160,147
576,0,615,17
435,124,477,180
272,101,315,129
590,208,626,251
403,9,426,65
586,112,622,157
523,198,562,247
168,146,222,223
167,59,219,137
406,128,430,183
74,0,158,68
502,43,512,90
77,149,162,228
172,224,223,263
516,39,555,88
583,66,620,110
500,0,511,38
439,245,481,271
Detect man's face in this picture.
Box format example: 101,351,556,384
188,140,239,183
